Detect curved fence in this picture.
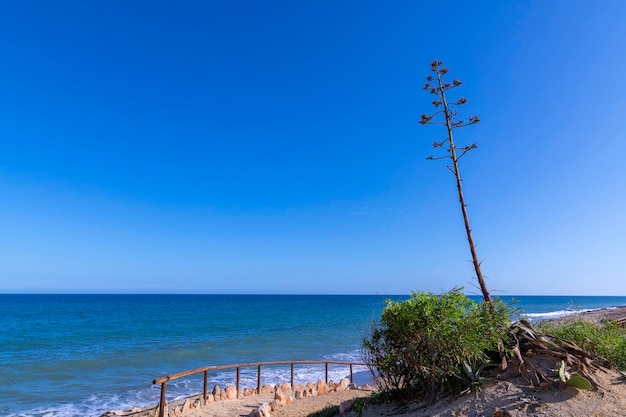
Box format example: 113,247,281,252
152,360,367,417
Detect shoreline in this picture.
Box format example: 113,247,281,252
548,304,626,324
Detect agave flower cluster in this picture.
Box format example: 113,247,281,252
420,60,480,162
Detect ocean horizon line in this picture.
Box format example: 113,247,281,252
2,292,626,296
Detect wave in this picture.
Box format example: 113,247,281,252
521,308,595,322
5,388,159,417
7,350,370,417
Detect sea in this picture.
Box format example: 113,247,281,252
2,294,626,417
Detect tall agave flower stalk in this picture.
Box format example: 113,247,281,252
420,60,493,307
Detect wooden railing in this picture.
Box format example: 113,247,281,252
152,360,366,417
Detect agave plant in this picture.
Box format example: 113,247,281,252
459,360,496,397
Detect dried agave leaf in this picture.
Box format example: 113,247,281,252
506,320,614,391
583,337,596,354
558,361,570,382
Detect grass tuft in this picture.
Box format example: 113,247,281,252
536,318,626,371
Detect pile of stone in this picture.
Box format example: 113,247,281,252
102,378,372,417
249,378,367,417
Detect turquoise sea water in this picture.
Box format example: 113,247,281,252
2,294,626,417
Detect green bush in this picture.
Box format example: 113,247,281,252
362,289,510,398
536,318,626,371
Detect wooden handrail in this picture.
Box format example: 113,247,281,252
152,360,367,417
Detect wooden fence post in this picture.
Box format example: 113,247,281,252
203,370,208,404
158,382,166,417
236,367,241,398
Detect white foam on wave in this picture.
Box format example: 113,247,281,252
161,350,370,402
9,350,372,417
6,403,96,417
5,386,162,417
523,308,595,322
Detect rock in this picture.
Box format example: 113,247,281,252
336,378,350,392
362,384,373,390
258,402,272,417
339,398,356,414
307,387,318,397
281,382,292,392
181,399,192,414
328,380,337,391
305,381,315,390
274,389,292,406
172,406,182,417
225,385,238,400
205,393,214,404
260,384,274,394
347,383,357,390
269,400,280,411
248,410,261,417
294,383,304,391
212,385,221,399
294,390,303,399
244,387,257,396
317,380,329,395
274,388,287,405
100,411,124,417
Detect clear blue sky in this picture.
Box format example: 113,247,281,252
1,1,625,295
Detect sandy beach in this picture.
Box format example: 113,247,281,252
110,381,375,417
571,304,626,323
183,386,374,417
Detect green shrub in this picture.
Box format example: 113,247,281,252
362,288,510,399
536,318,626,371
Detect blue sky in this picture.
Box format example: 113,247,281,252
1,1,625,295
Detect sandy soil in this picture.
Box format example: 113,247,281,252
355,359,626,417
163,386,374,417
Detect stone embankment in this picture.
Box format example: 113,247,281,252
102,378,374,417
